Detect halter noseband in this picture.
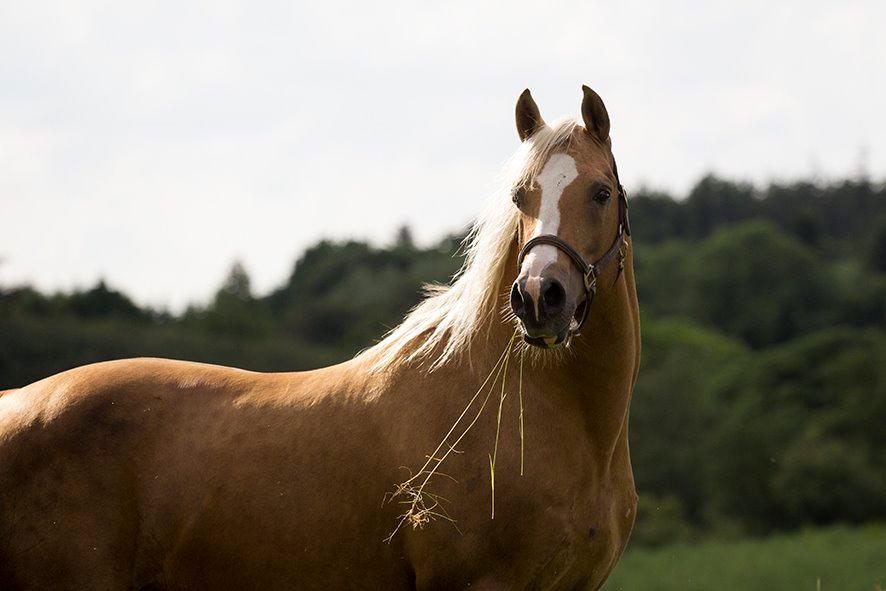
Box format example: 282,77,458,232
515,183,631,336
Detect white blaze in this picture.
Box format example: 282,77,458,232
518,152,579,321
521,153,579,278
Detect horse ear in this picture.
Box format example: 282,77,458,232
581,85,610,142
515,89,545,141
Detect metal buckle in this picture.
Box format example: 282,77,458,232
584,268,597,294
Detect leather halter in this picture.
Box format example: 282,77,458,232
516,182,631,336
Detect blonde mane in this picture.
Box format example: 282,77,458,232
362,118,580,372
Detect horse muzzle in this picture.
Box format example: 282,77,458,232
509,274,585,348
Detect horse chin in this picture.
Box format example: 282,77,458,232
521,328,570,349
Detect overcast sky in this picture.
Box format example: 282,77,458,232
2,0,884,310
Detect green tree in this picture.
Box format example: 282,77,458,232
631,317,749,528
637,221,838,347
66,280,148,321
688,221,835,347
706,328,886,532
197,261,273,337
866,216,886,273
684,175,758,239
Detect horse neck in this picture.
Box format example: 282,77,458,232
479,238,641,462
567,246,640,454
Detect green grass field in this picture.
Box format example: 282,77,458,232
603,524,885,590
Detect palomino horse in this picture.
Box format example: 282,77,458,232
0,86,640,590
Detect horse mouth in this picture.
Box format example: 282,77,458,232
520,299,585,349
522,333,565,348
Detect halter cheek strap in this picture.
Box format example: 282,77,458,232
516,184,630,335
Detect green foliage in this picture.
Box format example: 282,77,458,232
184,261,276,338
706,328,886,532
638,221,839,347
265,239,461,352
684,175,758,238
632,177,886,254
628,175,760,243
690,221,835,346
0,314,345,388
0,281,151,322
605,524,886,590
867,215,886,272
631,317,748,524
65,280,150,321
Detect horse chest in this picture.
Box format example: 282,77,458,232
490,442,635,590
524,481,636,590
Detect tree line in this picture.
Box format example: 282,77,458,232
2,175,884,545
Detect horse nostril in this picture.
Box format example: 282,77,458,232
542,278,565,313
510,282,526,317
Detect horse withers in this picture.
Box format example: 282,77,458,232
0,85,640,590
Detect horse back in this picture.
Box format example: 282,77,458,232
0,358,272,588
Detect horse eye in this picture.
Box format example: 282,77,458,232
512,186,526,207
593,187,611,203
